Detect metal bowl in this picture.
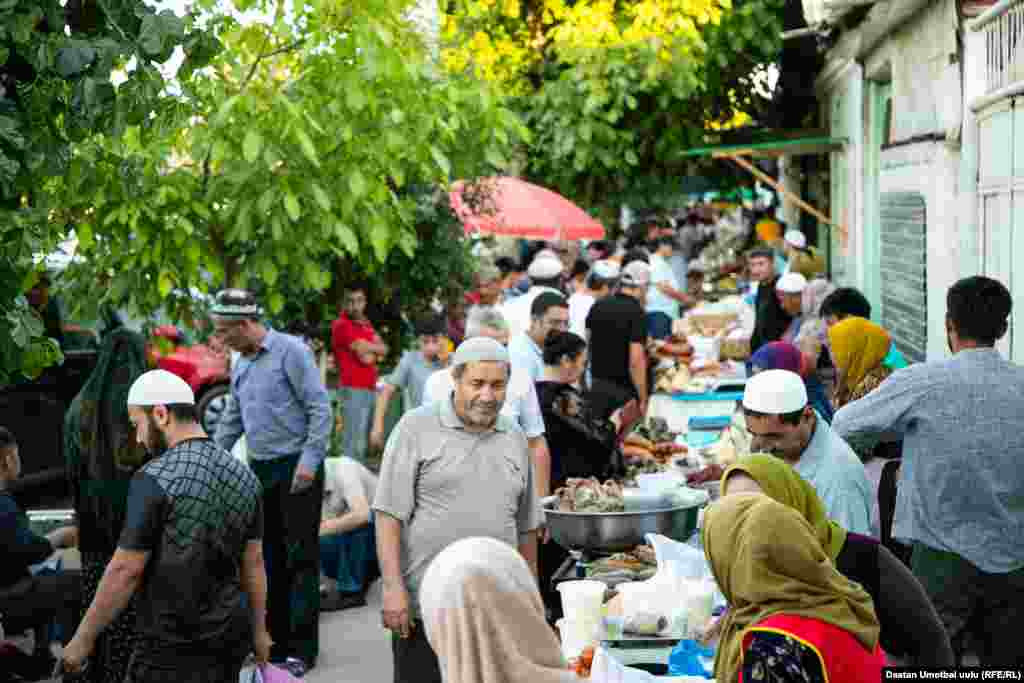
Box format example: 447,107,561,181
542,497,703,553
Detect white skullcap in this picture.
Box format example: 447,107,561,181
621,261,651,287
534,249,560,261
784,229,807,249
591,260,621,279
776,272,808,294
451,337,510,368
687,261,706,274
743,369,807,414
127,369,196,406
528,257,564,279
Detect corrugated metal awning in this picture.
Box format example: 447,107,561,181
679,135,847,159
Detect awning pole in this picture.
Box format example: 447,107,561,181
725,154,849,244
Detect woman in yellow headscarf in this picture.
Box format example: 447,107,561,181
719,454,955,667
827,316,892,409
703,493,884,682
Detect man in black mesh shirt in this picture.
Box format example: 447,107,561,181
61,370,270,682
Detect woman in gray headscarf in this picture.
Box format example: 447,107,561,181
795,278,837,397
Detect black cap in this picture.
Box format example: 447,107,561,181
211,289,261,319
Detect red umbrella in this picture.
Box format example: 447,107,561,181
449,176,605,241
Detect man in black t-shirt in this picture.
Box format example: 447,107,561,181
61,370,270,682
585,261,650,420
748,247,793,356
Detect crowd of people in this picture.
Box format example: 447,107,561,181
1,208,1022,683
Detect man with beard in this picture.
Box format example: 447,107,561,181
212,289,331,676
374,337,542,683
61,370,270,682
742,369,871,534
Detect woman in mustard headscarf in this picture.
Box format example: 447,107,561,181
720,454,954,667
827,316,893,409
703,493,884,682
826,316,908,564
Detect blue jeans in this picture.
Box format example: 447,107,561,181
341,387,376,465
319,521,378,594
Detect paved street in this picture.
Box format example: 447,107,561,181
308,582,393,683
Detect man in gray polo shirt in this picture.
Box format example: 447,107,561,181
373,337,542,683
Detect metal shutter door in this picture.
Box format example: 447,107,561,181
880,192,927,362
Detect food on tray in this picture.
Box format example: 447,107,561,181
556,478,625,513
686,463,725,485
624,612,669,636
622,419,687,468
587,546,659,583
569,645,596,678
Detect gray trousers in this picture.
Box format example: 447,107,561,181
341,386,375,465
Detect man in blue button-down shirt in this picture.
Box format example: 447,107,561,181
211,289,331,676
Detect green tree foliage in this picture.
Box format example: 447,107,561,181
0,0,211,383
58,0,524,335
441,0,785,209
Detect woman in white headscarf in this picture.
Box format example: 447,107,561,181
420,537,579,683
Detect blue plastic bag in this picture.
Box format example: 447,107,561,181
668,639,715,678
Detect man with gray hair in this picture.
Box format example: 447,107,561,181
421,305,551,496
374,337,542,683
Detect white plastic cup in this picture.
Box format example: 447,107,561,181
556,617,600,661
557,580,606,624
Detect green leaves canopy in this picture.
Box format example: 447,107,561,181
59,0,524,327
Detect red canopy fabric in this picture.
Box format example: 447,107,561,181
450,176,605,241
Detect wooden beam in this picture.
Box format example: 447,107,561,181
726,154,849,244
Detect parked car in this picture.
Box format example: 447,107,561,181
155,339,231,434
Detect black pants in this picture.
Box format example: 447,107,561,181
123,650,246,683
392,621,442,683
539,540,571,623
912,543,1024,667
0,570,81,647
587,379,635,422
250,456,325,666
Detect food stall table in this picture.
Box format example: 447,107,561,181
647,391,742,436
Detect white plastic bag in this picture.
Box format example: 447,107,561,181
589,647,657,682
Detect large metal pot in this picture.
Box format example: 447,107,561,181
542,497,703,553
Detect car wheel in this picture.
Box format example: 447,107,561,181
198,383,230,435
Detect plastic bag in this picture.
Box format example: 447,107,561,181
667,639,715,678
589,647,657,682
239,665,264,683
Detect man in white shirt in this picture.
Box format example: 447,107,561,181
742,369,872,534
319,457,379,611
499,256,564,338
646,236,693,339
508,292,569,382
569,260,620,337
422,306,553,497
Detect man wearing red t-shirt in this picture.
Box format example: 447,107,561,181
331,286,388,465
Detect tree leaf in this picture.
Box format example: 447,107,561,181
268,292,285,314
311,183,332,212
243,130,263,164
335,222,359,254
295,129,320,167
430,146,451,177
348,170,367,197
261,259,279,286
284,192,301,222
158,271,174,298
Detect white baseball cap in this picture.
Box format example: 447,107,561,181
527,257,564,279
743,369,808,414
784,229,807,249
591,260,621,279
776,272,808,294
621,261,651,287
127,370,196,407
